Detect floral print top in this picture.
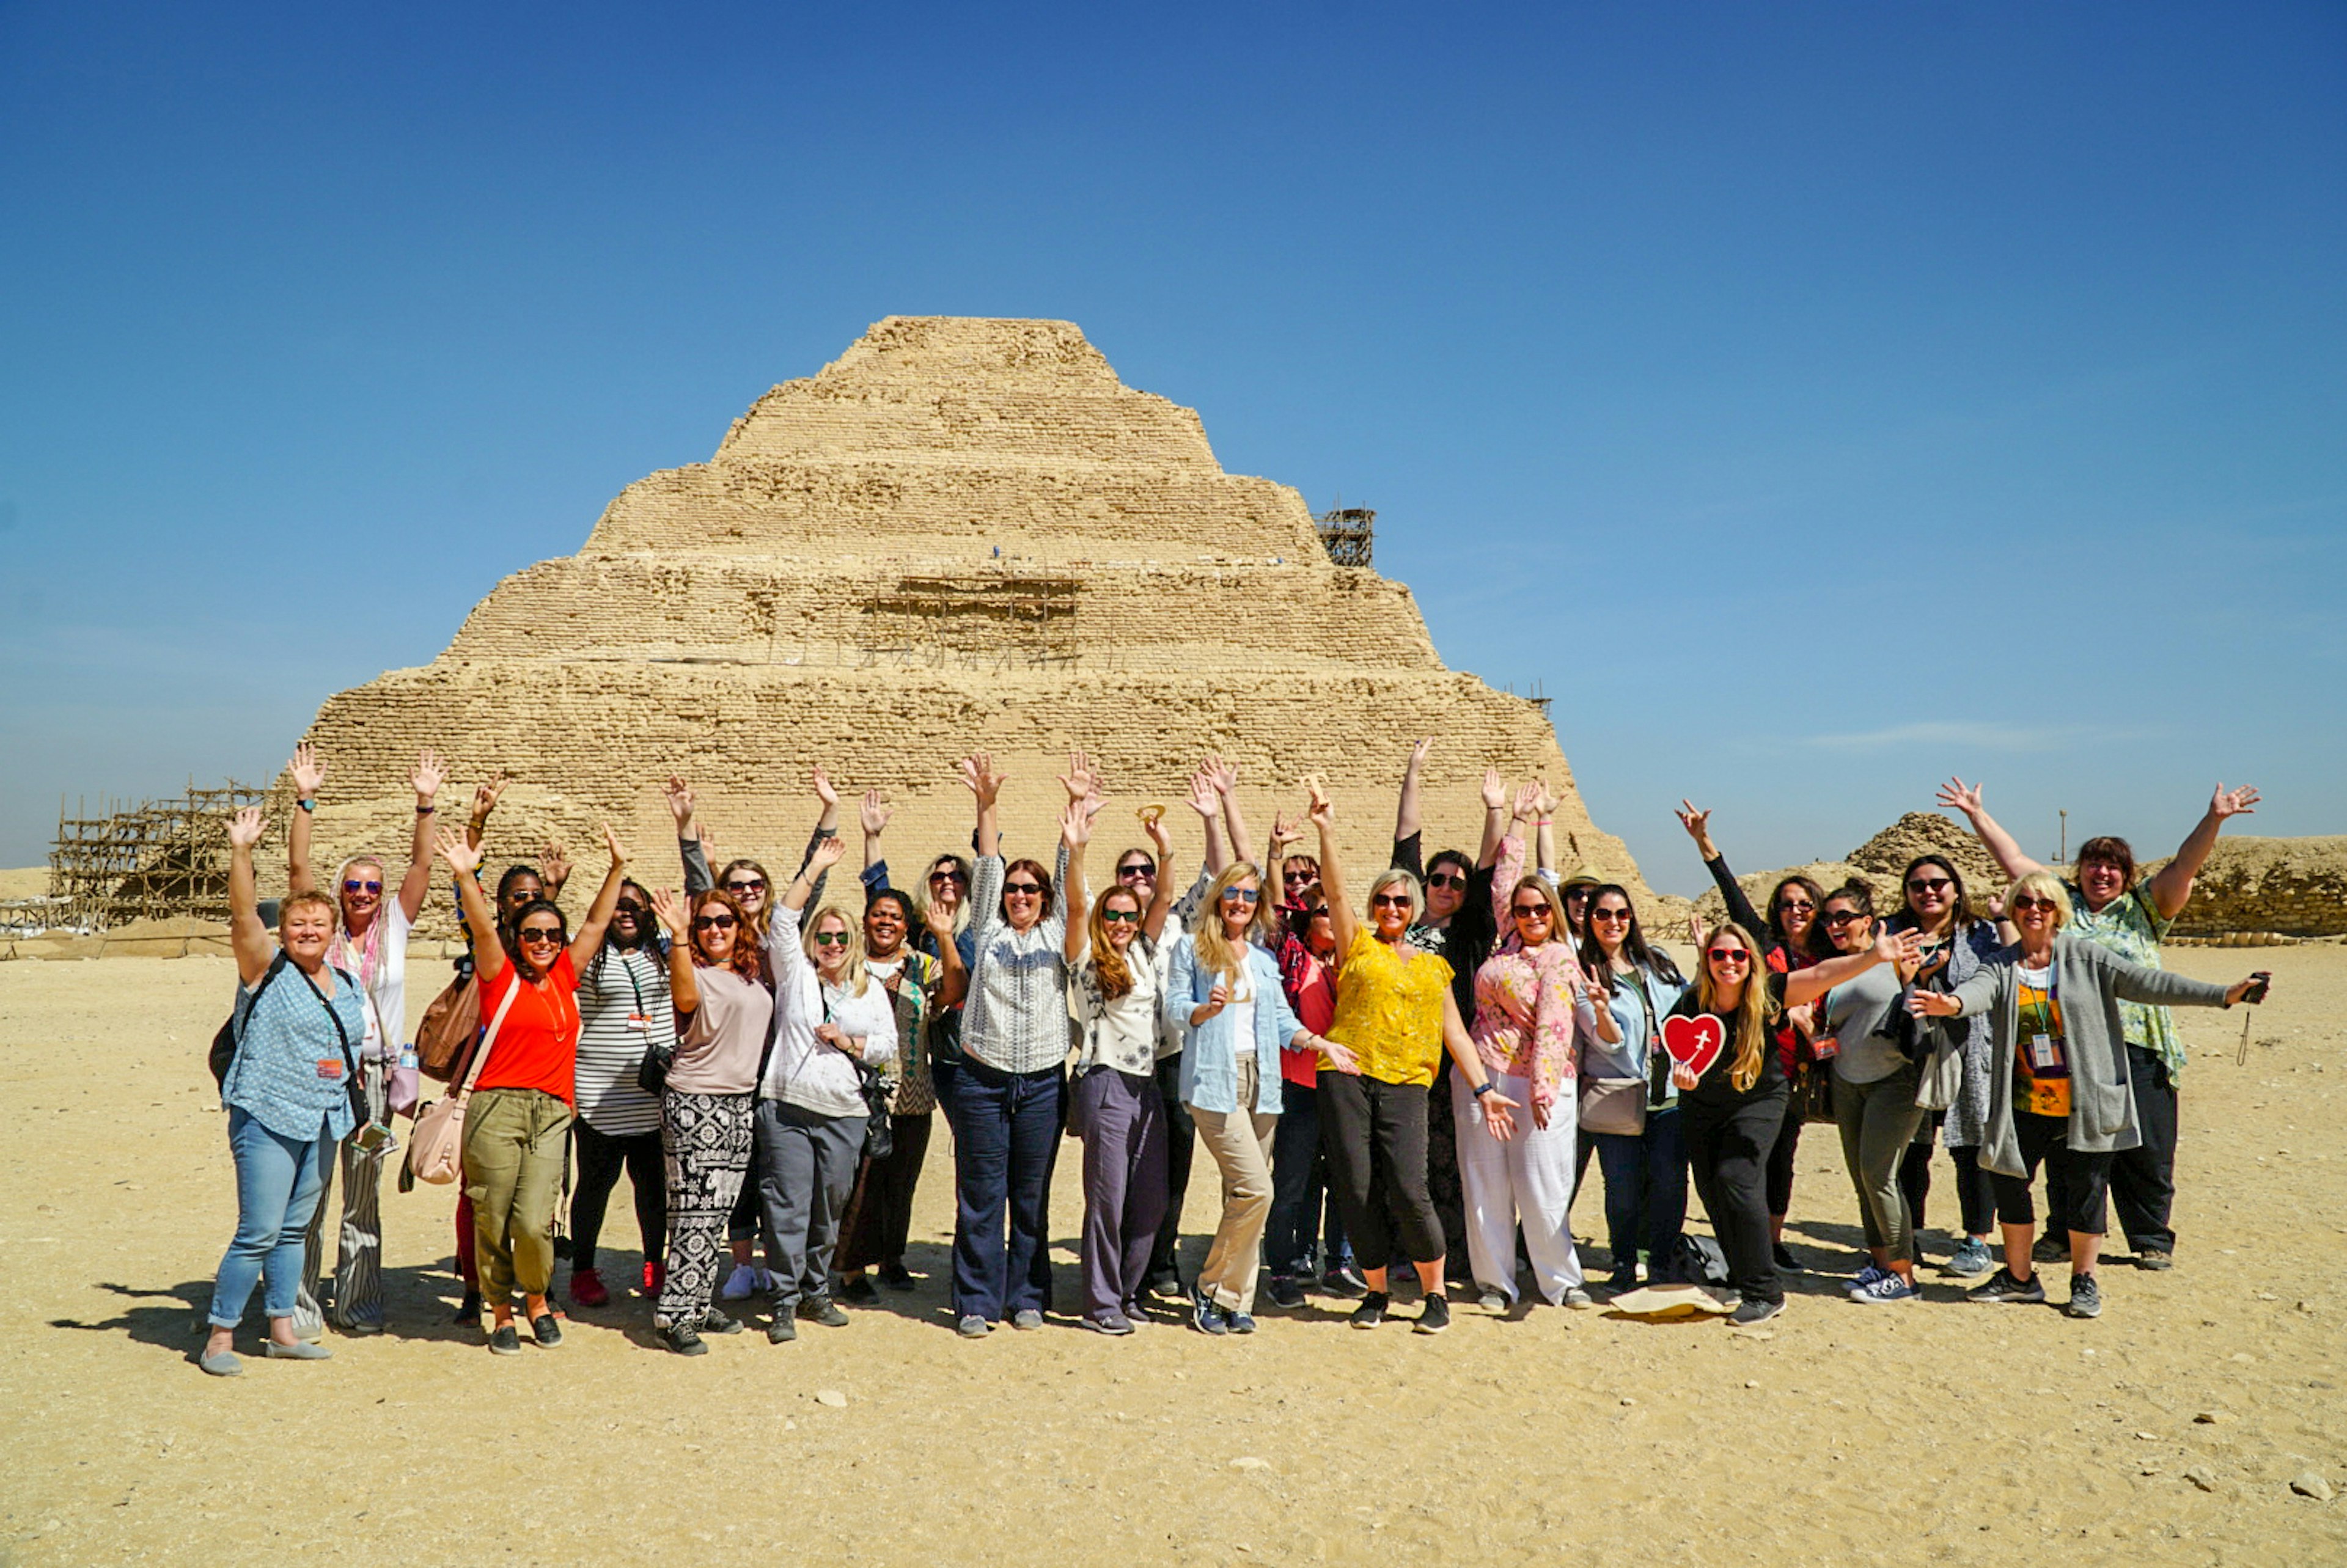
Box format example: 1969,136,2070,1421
2064,877,2183,1079
1323,927,1453,1088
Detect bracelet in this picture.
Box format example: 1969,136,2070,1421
1535,818,1554,827
416,804,436,815
297,798,315,813
1473,1081,1496,1099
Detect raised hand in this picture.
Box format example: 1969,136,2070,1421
541,840,573,887
2211,783,2261,821
1688,914,1710,951
1186,767,1219,819
1480,765,1507,812
859,788,893,837
1306,777,1334,830
410,748,447,803
1511,780,1543,822
1533,779,1560,819
698,823,721,862
226,805,265,851
471,773,511,822
434,826,482,877
808,833,850,873
1675,800,1716,857
1408,737,1433,774
600,824,629,868
1057,748,1102,804
810,764,839,809
1142,810,1172,860
1873,926,1923,969
1936,777,1985,818
921,899,957,941
288,742,325,797
1060,797,1093,848
957,753,1005,807
648,887,688,937
1269,809,1300,848
1205,756,1240,797
663,775,696,829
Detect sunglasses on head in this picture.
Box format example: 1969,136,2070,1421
2011,894,2059,913
1906,877,1953,895
724,879,765,894
1706,947,1751,964
343,879,383,895
812,931,852,947
692,913,736,931
1221,888,1260,904
1370,893,1412,910
1004,881,1044,896
1426,871,1467,889
1100,908,1141,925
518,927,563,946
930,868,969,885
1117,861,1155,879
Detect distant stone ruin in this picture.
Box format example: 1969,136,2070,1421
276,317,1646,928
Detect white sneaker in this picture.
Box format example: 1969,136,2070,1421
719,1264,758,1301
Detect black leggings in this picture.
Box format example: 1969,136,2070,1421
1993,1112,2112,1236
1946,1142,1999,1237
1318,1072,1444,1270
1683,1088,1788,1305
1765,1093,1801,1218
571,1119,665,1274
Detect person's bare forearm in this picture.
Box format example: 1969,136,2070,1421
2147,805,2227,918
1963,801,2039,881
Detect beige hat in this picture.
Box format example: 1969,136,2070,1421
1560,864,1606,891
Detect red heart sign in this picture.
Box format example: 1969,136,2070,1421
1661,1013,1724,1079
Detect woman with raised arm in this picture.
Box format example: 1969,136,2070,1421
947,752,1084,1337
1940,778,2259,1273
438,823,630,1355
1263,808,1356,1307
1810,882,1930,1304
1576,885,1689,1294
1909,872,2267,1319
562,874,670,1311
282,743,445,1338
1666,918,1922,1325
198,807,369,1376
1311,786,1519,1335
1675,802,1827,1274
1063,803,1177,1333
643,885,771,1354
751,835,898,1343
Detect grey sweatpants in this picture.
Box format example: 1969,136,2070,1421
1833,1062,1926,1264
753,1098,865,1313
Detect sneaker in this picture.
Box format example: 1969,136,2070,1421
1349,1291,1389,1329
1562,1286,1595,1310
701,1308,744,1335
801,1297,850,1328
956,1314,991,1339
1848,1263,1890,1296
880,1261,917,1292
530,1313,563,1348
720,1264,760,1302
568,1269,608,1308
487,1324,523,1356
1966,1267,2047,1305
1606,1269,1639,1297
454,1289,482,1325
1266,1275,1306,1310
1851,1272,1922,1305
2032,1233,2070,1264
1772,1242,1801,1273
767,1314,798,1344
2134,1248,2174,1272
1227,1311,1257,1335
662,1323,707,1356
1944,1238,1995,1278
840,1273,877,1305
1476,1287,1509,1315
1012,1308,1044,1332
2065,1273,2103,1319
1414,1294,1452,1334
1087,1311,1136,1336
1730,1297,1785,1326
1191,1297,1228,1336
1320,1263,1367,1299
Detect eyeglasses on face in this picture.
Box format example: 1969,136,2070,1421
1821,909,1867,927
1370,893,1413,910
1705,948,1752,965
691,914,736,931
1906,877,1953,895
1221,888,1260,905
812,931,853,947
343,879,384,895
518,928,564,946
1511,903,1553,920
724,879,766,894
2011,895,2059,913
930,868,969,886
1426,872,1467,890
1100,908,1141,925
1776,898,1815,915
1117,861,1155,879
1004,881,1045,896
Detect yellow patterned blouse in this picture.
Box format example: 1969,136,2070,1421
1323,927,1454,1088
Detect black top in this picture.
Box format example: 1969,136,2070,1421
1666,970,1791,1105
1392,830,1497,1026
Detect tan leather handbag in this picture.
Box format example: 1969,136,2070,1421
405,978,518,1185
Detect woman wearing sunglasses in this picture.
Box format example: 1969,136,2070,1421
1309,786,1518,1335
280,742,445,1337
752,835,896,1343
1908,872,2266,1319
1667,918,1920,1324
1574,885,1688,1295
642,885,771,1354
437,822,632,1354
1263,810,1358,1307
561,874,670,1312
947,752,1084,1337
1675,802,1827,1274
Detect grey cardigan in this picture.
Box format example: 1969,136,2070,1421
1950,933,2231,1176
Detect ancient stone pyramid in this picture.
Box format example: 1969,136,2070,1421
285,317,1645,918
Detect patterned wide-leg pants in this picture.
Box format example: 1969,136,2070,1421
655,1089,756,1328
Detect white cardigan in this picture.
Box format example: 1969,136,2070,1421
760,914,898,1118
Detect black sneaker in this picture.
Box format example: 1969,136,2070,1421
1606,1269,1639,1297
454,1289,483,1325
2065,1273,2103,1319
842,1274,879,1304
530,1313,563,1347
1320,1264,1367,1299
662,1322,707,1356
801,1297,850,1328
701,1307,744,1335
1350,1291,1389,1329
1967,1267,2048,1305
1414,1294,1451,1334
2032,1233,2070,1264
1266,1275,1306,1310
487,1324,523,1356
1730,1297,1784,1326
767,1314,798,1344
880,1261,918,1292
1772,1242,1801,1273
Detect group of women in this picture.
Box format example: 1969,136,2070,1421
197,744,2271,1370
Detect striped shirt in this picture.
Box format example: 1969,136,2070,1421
962,843,1075,1076
574,943,671,1137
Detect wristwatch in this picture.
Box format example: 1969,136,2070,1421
1472,1081,1496,1099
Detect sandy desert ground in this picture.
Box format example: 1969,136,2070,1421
2,943,2343,1566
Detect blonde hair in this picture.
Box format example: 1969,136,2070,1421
916,854,974,940
279,889,340,934
807,906,869,997
1194,861,1274,985
2007,871,2073,929
1501,874,1570,947
1694,924,1776,1093
1364,867,1422,927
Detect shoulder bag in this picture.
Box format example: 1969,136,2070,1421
414,961,481,1083
1578,969,1651,1137
405,974,520,1185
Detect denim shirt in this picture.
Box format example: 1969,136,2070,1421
1163,936,1302,1116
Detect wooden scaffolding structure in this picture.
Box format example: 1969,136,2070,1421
48,779,265,931
1315,507,1375,567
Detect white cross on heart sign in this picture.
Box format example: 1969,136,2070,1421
1660,1013,1724,1079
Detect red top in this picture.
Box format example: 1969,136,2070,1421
1271,923,1337,1088
475,950,582,1105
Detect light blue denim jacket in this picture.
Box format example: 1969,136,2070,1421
1162,936,1302,1115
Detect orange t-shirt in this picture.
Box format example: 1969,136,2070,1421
476,950,583,1106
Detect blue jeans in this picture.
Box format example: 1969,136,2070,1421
1590,1107,1688,1283
1266,1076,1351,1279
947,1060,1064,1322
209,1107,334,1328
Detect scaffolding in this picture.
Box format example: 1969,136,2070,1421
47,779,266,931
859,572,1082,665
1315,508,1375,568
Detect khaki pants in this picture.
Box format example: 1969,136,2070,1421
464,1088,573,1305
1190,1057,1279,1315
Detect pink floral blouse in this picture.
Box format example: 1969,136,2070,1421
1469,833,1593,1105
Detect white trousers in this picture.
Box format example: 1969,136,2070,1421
1452,1068,1584,1303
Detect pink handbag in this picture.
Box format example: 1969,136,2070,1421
403,978,518,1186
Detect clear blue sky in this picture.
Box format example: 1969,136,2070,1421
2,1,2340,892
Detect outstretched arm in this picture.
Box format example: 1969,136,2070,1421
648,887,700,1017
2145,784,2259,920
1678,800,1768,945
1937,778,2043,882
464,773,510,853
1061,802,1092,964
961,753,1005,860
1785,926,1922,1008
859,788,892,873
285,743,325,896
1394,738,1430,848
1476,766,1508,870
567,826,631,972
1310,783,1356,956
398,748,447,922
227,808,274,986
1140,813,1177,942
1188,767,1228,876
1204,757,1254,868
438,829,506,984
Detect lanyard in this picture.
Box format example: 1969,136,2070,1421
2019,965,2060,1039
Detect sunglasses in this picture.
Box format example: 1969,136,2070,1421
1100,908,1141,925
1821,910,1867,927
1511,903,1553,920
1370,893,1413,909
518,928,564,946
1220,888,1261,904
343,879,384,895
1117,862,1156,879
1776,899,1815,915
724,879,766,894
930,869,969,886
692,913,737,931
1592,908,1631,923
1283,869,1316,883
1706,948,1752,965
1004,881,1045,896
1906,877,1953,895
2011,895,2059,913
812,931,852,947
614,901,645,915
1564,887,1593,903
1426,872,1467,890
